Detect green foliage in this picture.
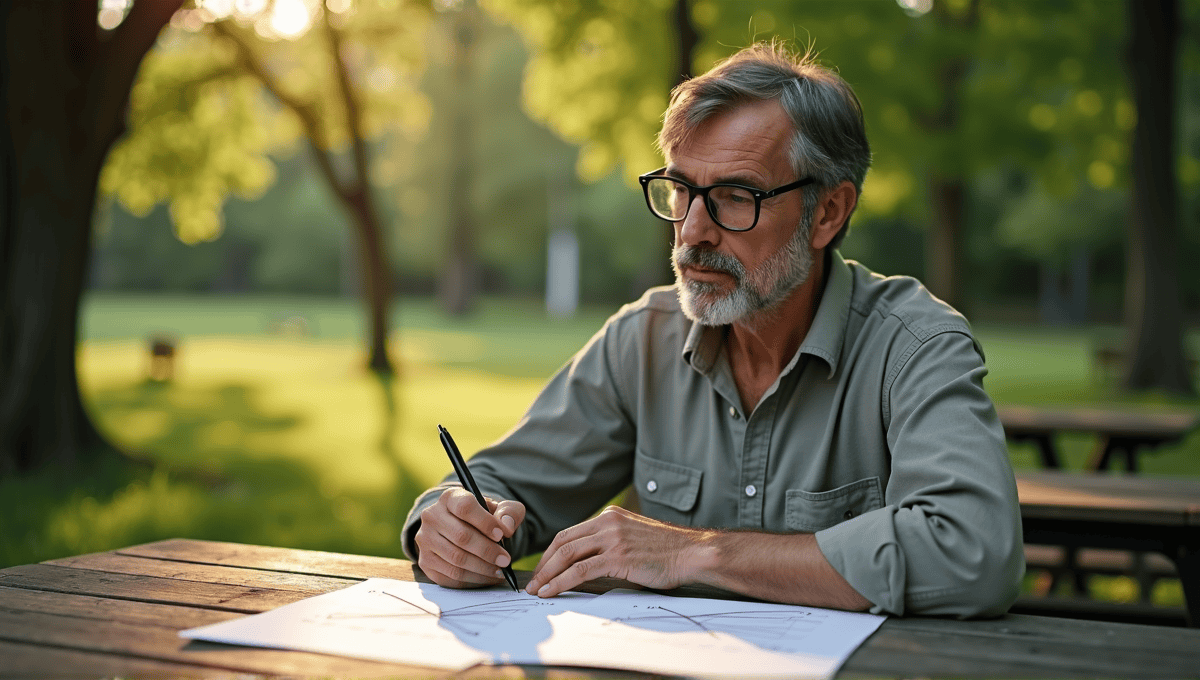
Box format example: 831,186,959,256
482,0,1140,261
482,0,678,182
101,0,432,244
101,36,281,243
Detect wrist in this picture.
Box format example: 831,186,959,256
679,529,723,586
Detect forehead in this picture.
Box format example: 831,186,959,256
667,99,795,184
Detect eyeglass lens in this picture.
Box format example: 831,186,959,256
645,178,757,230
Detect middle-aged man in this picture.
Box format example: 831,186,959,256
403,41,1024,618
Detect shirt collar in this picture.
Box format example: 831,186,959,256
798,249,852,377
681,250,853,379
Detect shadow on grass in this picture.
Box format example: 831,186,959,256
0,377,423,568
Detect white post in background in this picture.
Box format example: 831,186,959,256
545,162,579,318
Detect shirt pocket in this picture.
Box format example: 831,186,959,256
633,449,703,525
785,477,883,533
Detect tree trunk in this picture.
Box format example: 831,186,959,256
1122,0,1193,394
919,0,978,313
651,0,698,287
346,188,394,374
0,1,182,475
925,176,965,309
440,3,479,316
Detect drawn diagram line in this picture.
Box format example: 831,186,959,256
320,593,548,637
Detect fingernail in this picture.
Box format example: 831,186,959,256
537,584,550,596
491,528,503,541
494,569,502,577
501,515,515,531
495,554,510,567
525,581,538,594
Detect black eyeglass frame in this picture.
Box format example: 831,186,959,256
637,167,815,232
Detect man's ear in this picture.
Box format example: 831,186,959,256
810,180,858,251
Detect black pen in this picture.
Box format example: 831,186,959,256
437,424,520,592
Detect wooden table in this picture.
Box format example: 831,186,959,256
999,405,1198,471
3,539,1199,678
1015,471,1200,626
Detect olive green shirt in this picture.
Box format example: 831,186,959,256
403,251,1024,618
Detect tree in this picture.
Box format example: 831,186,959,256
1122,0,1192,394
103,0,434,374
439,0,482,315
1,0,185,475
486,0,1194,394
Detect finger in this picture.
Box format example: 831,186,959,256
536,555,608,598
528,532,605,595
493,499,526,537
419,548,503,588
442,488,507,542
427,520,511,575
414,522,499,585
425,506,513,567
531,516,597,575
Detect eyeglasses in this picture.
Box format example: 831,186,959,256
638,168,814,232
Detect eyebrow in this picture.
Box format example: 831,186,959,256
664,166,768,191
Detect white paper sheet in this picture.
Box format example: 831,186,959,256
180,579,884,678
539,588,886,678
180,579,593,670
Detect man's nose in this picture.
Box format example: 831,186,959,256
677,194,721,248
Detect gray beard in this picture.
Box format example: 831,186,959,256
673,223,814,327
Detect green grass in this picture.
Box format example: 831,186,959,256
3,293,1197,609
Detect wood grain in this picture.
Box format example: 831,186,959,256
118,538,422,580
46,550,361,593
0,608,442,677
0,563,312,614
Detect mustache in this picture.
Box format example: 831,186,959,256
673,245,744,280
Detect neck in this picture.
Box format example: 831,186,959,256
725,250,829,411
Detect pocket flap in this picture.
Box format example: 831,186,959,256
786,477,883,532
634,451,703,512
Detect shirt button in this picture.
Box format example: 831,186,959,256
744,485,757,497
729,406,739,419
646,480,658,493
843,509,855,520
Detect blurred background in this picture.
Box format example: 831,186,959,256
2,0,1198,611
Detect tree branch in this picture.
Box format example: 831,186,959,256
212,20,350,199
324,11,370,196
91,0,186,144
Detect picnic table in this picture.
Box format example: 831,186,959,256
998,405,1198,471
1015,471,1200,627
3,538,1200,677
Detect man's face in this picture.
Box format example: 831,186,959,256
667,99,814,327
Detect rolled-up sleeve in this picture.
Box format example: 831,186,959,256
815,329,1024,618
403,315,638,561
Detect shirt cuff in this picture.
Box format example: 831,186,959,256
814,507,905,616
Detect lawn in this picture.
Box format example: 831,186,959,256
2,292,1197,608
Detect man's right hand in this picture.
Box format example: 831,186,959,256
414,487,526,588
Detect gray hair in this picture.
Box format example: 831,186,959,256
658,41,871,249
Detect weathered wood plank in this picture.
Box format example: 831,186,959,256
880,612,1200,652
999,406,1197,439
0,585,236,629
0,608,451,677
0,639,216,679
1017,472,1200,526
118,538,422,580
0,564,313,614
844,616,1200,678
46,551,360,593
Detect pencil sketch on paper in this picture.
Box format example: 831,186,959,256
605,605,823,642
180,579,885,678
317,588,558,638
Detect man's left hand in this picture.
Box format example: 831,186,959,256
525,506,704,597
